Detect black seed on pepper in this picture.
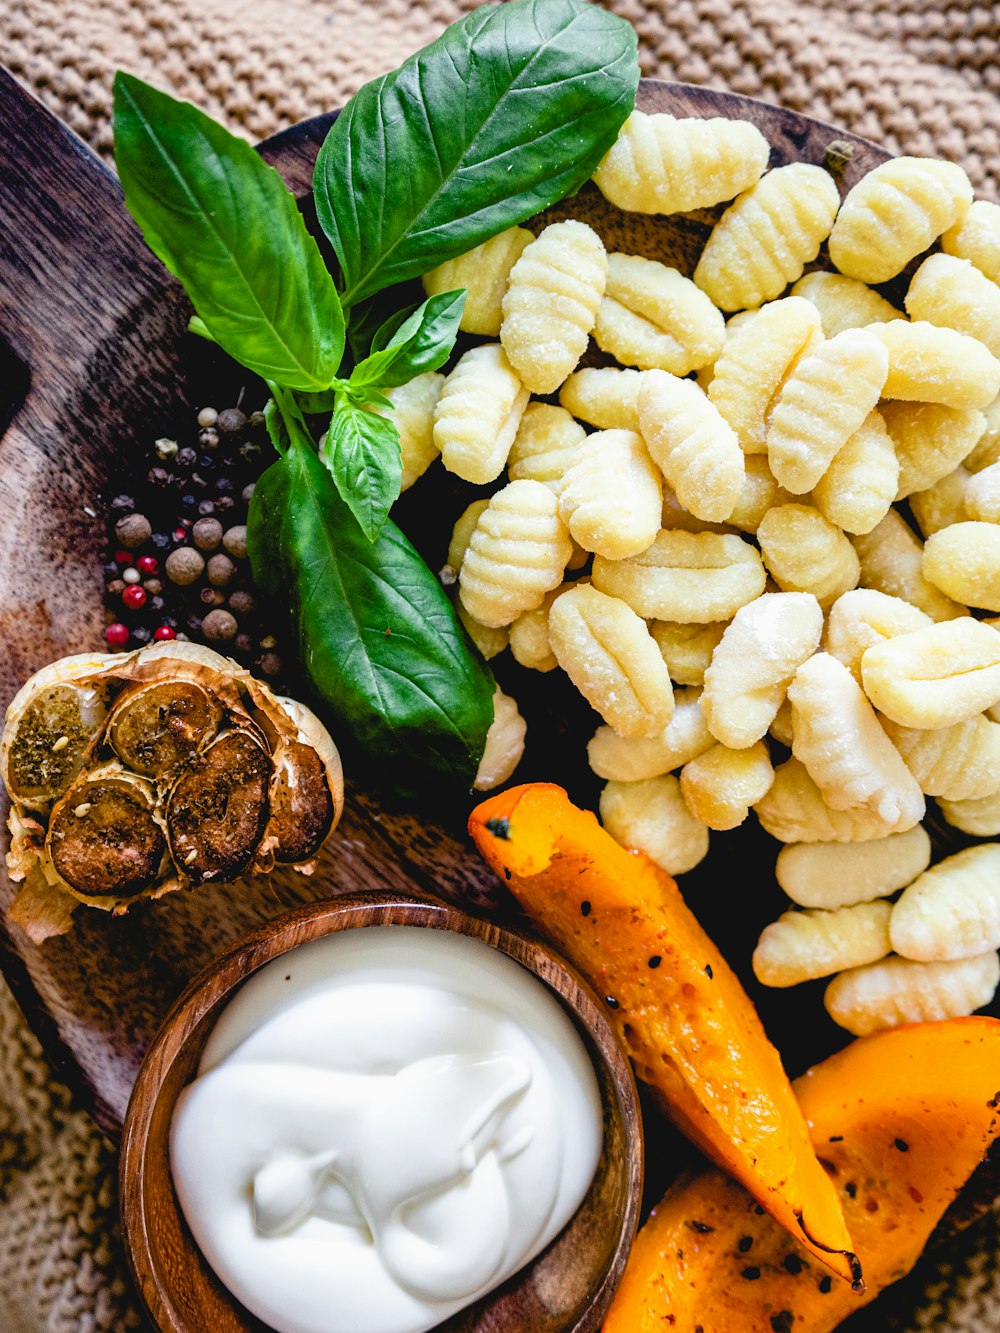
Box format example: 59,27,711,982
894,1138,909,1152
581,900,592,916
606,996,619,1010
503,867,512,880
845,1182,857,1199
686,1220,714,1234
819,1277,833,1294
783,1254,804,1275
695,1327,704,1333
770,1312,794,1333
829,1135,843,1142
741,1266,761,1281
754,1205,765,1215
648,955,662,969
738,1236,753,1253
485,817,510,840
705,964,714,979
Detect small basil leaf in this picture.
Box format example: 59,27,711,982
296,389,338,415
320,395,402,541
114,72,345,391
247,441,495,788
314,0,638,305
349,291,465,392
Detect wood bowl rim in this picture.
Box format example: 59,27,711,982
119,890,645,1333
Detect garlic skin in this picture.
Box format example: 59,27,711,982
2,642,344,940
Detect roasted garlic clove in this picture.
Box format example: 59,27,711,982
109,678,224,777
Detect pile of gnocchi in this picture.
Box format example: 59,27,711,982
384,107,1000,1037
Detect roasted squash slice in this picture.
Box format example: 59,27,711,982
604,1017,1000,1332
469,783,859,1285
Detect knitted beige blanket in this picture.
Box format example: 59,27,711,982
2,0,1000,1328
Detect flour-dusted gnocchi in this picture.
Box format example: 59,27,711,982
790,271,904,335
963,462,1000,523
660,486,737,536
939,789,1000,837
557,429,663,560
593,529,766,623
754,901,893,988
473,688,527,791
812,410,898,535
500,220,608,394
910,465,972,537
708,296,822,453
879,713,1000,801
775,826,932,910
694,164,840,312
651,620,727,687
755,756,909,843
765,328,889,493
701,592,823,748
879,400,986,500
769,697,794,746
891,845,1000,962
587,686,714,781
456,601,509,662
725,455,794,533
788,652,924,828
851,510,966,622
446,499,490,575
637,371,744,522
757,503,860,606
458,480,572,628
905,252,1000,359
508,582,576,673
559,367,643,433
943,198,1000,284
827,156,973,284
868,320,1000,411
434,343,529,484
372,372,445,492
823,588,933,682
923,521,1000,611
506,402,588,495
826,952,1000,1034
591,110,771,216
548,584,674,738
860,616,1000,728
594,254,725,375
599,774,710,875
965,397,1000,473
679,739,774,831
422,226,533,336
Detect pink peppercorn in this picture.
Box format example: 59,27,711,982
153,625,177,642
122,585,147,610
115,548,132,565
105,623,130,648
137,555,158,575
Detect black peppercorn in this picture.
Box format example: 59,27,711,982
217,407,247,436
257,650,282,676
228,588,255,616
177,447,198,469
198,454,216,472
180,494,198,513
216,495,236,513
235,632,254,654
102,560,120,580
216,475,235,495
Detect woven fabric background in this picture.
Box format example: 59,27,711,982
1,0,1000,1328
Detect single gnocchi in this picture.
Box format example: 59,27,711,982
650,620,727,688
939,789,1000,837
879,399,986,500
860,616,1000,728
434,343,528,484
765,327,888,494
559,367,643,433
827,155,973,284
592,529,766,623
500,220,608,394
964,462,1000,523
637,371,744,522
757,503,860,606
823,588,932,682
593,253,724,375
456,601,509,662
755,756,909,843
775,826,932,910
591,110,771,216
701,592,823,749
557,429,663,560
905,251,1000,359
446,499,490,575
473,688,527,791
679,739,774,831
506,402,588,496
422,226,533,336
943,198,1000,285
458,480,572,628
790,271,904,335
868,319,1000,411
374,372,444,492
851,510,966,622
693,163,841,311
880,713,1000,801
891,845,1000,962
910,465,972,537
966,396,1000,473
753,901,893,988
824,951,1000,1035
508,582,575,673
599,774,710,875
811,409,898,535
548,584,674,738
923,521,1000,612
587,686,714,782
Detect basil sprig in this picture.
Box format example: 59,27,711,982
314,0,639,307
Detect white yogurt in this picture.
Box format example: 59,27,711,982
170,925,604,1333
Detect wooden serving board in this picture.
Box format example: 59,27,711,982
0,69,997,1328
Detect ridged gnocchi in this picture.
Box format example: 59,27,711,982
939,789,1000,837
851,510,966,622
753,901,893,988
591,110,770,216
905,251,1000,359
434,343,528,484
599,774,710,875
860,616,1000,728
879,400,985,500
594,254,725,375
790,270,903,335
811,409,898,535
548,584,674,738
825,951,1000,1035
823,588,932,682
923,521,1000,612
587,686,714,782
775,826,932,910
827,156,973,284
637,371,744,522
868,319,1000,411
891,845,1000,962
755,756,908,843
458,480,572,628
942,198,1000,285
757,503,860,606
500,220,607,394
679,739,774,831
506,402,588,495
693,163,840,311
559,367,643,433
650,620,727,688
701,592,823,748
446,499,490,575
473,688,526,791
880,713,1000,801
557,429,663,560
422,226,533,336
592,530,766,623
507,582,575,674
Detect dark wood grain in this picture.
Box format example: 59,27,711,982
119,894,643,1333
1,69,998,1333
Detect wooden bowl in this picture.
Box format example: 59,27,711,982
119,891,643,1333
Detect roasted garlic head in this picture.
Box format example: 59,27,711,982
1,642,343,940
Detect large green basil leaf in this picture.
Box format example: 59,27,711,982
320,395,402,541
114,72,345,391
349,291,466,391
314,0,638,306
247,441,495,788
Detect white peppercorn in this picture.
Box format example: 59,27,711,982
192,517,223,552
206,553,236,588
222,525,247,560
203,609,238,642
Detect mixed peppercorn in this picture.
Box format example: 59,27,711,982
101,401,286,682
